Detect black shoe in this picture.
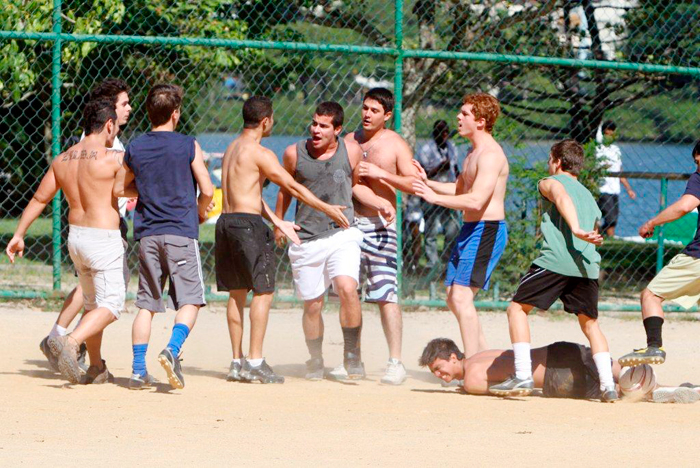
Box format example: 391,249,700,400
77,343,88,375
158,348,185,389
344,353,366,380
305,358,324,381
241,359,284,384
618,346,666,366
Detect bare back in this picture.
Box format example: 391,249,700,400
220,136,268,215
456,136,509,222
53,140,123,229
346,130,411,217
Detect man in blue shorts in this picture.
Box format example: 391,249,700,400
114,84,214,390
413,93,509,358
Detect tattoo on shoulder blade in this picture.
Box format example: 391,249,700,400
107,149,125,165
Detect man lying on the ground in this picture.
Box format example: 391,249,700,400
419,338,700,403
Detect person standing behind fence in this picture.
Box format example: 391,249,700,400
7,99,133,384
216,96,349,384
38,78,132,374
618,141,700,368
596,120,636,237
114,84,214,390
415,120,461,272
412,93,508,359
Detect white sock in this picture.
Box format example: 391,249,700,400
248,358,264,368
513,342,532,380
593,352,615,390
49,324,68,338
232,358,242,365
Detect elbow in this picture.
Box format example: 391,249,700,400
201,185,215,199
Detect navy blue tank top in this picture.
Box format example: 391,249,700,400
124,131,199,240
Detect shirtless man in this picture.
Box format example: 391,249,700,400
275,101,385,380
6,99,132,384
39,78,132,373
413,93,509,359
216,96,349,384
343,88,416,385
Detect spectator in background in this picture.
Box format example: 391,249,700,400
596,120,636,237
415,120,461,269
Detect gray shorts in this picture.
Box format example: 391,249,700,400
68,226,125,318
135,234,206,313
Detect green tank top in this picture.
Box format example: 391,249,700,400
533,174,602,279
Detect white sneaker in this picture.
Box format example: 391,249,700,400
328,364,348,381
652,387,700,404
381,359,407,385
441,379,464,387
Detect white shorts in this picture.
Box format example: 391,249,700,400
68,225,125,318
288,227,363,300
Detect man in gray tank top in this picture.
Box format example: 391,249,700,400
275,102,390,381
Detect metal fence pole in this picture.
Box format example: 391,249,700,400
656,177,668,273
394,0,404,298
51,0,63,291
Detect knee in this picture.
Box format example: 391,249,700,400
335,281,358,301
506,302,525,320
641,288,660,304
578,317,599,335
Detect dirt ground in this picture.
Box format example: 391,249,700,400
1,301,700,467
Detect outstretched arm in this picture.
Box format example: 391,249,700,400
191,141,215,222
539,178,603,245
261,199,301,245
639,194,700,238
6,165,60,262
413,160,456,195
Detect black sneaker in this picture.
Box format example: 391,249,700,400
344,353,366,380
226,360,245,382
241,359,284,384
39,336,59,372
305,358,324,381
618,346,666,366
77,343,88,375
158,348,185,389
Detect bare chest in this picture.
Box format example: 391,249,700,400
361,143,398,174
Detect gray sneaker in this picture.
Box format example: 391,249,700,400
40,336,59,372
158,347,185,389
128,372,159,390
305,358,325,381
489,375,534,397
380,359,407,385
328,364,349,381
652,387,700,404
601,387,619,403
48,335,82,384
226,360,245,382
344,353,366,380
81,360,114,385
241,359,284,384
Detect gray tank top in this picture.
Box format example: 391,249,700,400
294,138,354,241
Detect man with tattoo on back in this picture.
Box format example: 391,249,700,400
413,93,509,359
6,99,133,384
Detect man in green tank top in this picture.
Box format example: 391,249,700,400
488,140,619,402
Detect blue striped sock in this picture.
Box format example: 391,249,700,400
167,323,190,357
132,343,148,377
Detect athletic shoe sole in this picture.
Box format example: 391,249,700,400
489,388,533,397
305,371,324,381
39,337,59,372
618,356,665,366
48,336,81,384
652,387,700,404
158,353,184,389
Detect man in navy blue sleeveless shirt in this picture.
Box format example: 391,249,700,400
116,84,214,390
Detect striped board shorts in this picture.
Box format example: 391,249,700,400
445,220,508,290
357,216,398,303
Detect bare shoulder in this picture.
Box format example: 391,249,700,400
106,149,125,165
344,131,359,145
386,130,411,152
480,141,507,166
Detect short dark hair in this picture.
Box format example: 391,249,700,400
242,96,273,129
601,120,617,133
146,83,183,126
693,140,700,158
315,101,344,128
364,87,394,114
90,78,130,105
418,338,464,367
432,120,449,141
83,98,117,136
551,139,585,176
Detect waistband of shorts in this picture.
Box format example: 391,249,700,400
68,225,121,238
355,215,394,228
218,212,265,225
461,220,506,227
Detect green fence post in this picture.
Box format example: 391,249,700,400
394,0,404,298
50,0,63,291
656,177,668,273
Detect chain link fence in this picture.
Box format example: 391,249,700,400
1,1,699,309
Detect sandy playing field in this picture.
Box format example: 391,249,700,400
1,301,699,467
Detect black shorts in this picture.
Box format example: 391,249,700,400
543,341,601,400
215,213,275,294
512,265,598,318
598,194,619,231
